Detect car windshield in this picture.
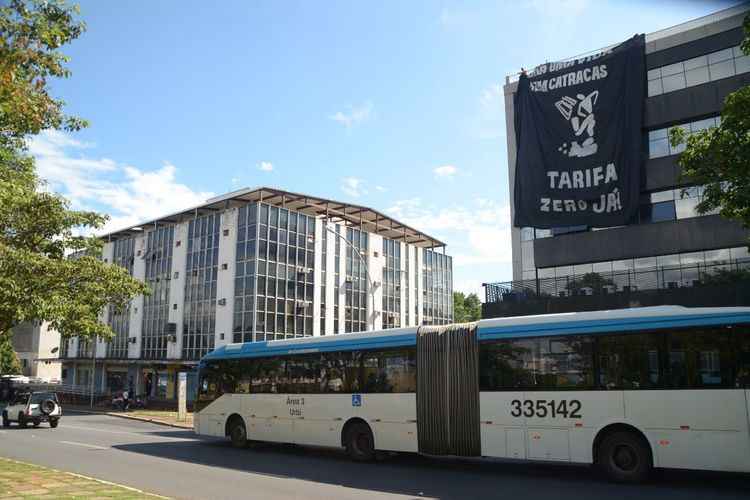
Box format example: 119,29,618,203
29,393,57,404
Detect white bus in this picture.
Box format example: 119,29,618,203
194,306,750,482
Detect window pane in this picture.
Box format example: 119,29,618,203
597,333,662,389
647,67,662,80
479,340,534,390
649,138,670,158
676,197,700,219
683,54,707,70
660,61,684,76
685,66,709,87
661,72,686,93
648,128,668,141
647,78,662,96
666,328,736,388
708,47,733,64
734,54,750,75
709,59,735,80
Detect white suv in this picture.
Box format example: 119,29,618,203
2,392,61,428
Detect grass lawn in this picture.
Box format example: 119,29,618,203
0,457,165,499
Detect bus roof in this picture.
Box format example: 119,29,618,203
201,306,750,362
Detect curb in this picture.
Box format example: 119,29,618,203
65,407,193,430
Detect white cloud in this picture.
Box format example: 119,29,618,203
329,101,373,129
29,130,213,235
341,177,366,198
433,165,457,178
387,197,512,267
258,161,274,172
375,185,387,192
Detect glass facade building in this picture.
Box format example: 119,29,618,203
59,188,453,399
505,6,750,293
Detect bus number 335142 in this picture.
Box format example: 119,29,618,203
510,399,582,419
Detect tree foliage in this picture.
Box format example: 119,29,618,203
669,14,750,228
0,1,148,346
453,291,482,323
0,334,22,374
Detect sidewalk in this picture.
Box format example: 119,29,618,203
0,457,166,499
65,406,193,429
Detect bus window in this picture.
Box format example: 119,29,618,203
361,349,416,393
533,336,594,389
737,326,750,388
666,328,738,388
479,340,534,390
320,351,361,393
596,333,663,389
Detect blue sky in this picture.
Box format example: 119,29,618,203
31,0,738,298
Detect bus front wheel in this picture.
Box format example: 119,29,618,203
597,431,652,483
229,418,247,449
345,422,375,462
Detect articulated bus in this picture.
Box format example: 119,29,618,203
194,306,750,482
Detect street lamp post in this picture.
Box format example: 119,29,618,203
320,223,378,331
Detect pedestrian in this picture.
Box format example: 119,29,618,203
122,387,129,411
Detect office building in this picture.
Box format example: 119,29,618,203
58,187,453,399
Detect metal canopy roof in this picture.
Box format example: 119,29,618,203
103,186,446,248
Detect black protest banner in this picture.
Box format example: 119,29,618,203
513,34,645,228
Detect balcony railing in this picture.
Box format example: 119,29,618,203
484,259,750,304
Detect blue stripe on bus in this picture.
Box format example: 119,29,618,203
202,333,417,361
477,312,750,341
200,311,750,362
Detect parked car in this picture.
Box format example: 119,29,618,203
2,392,61,428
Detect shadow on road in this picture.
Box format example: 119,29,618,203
112,437,750,499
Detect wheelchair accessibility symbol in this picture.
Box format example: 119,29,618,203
352,394,362,407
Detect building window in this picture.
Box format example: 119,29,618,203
382,239,401,329
252,204,315,341
141,226,174,360
345,228,368,333
107,237,135,359
648,116,720,159
183,213,219,360
422,249,453,325
647,45,750,97
334,225,341,334
535,245,750,295
320,227,327,335
405,244,410,327
233,203,257,343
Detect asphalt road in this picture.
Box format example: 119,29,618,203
0,411,749,500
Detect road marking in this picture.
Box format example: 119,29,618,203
59,440,109,450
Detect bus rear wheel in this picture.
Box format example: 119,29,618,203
597,431,651,483
345,422,375,462
229,418,247,449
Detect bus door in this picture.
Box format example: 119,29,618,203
416,323,481,456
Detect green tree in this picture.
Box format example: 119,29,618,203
0,334,22,375
453,291,482,322
669,15,750,229
0,1,148,355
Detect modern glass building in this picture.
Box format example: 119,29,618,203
505,5,750,293
59,187,453,399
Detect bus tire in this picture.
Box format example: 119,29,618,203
345,422,375,462
228,417,248,449
597,431,651,483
